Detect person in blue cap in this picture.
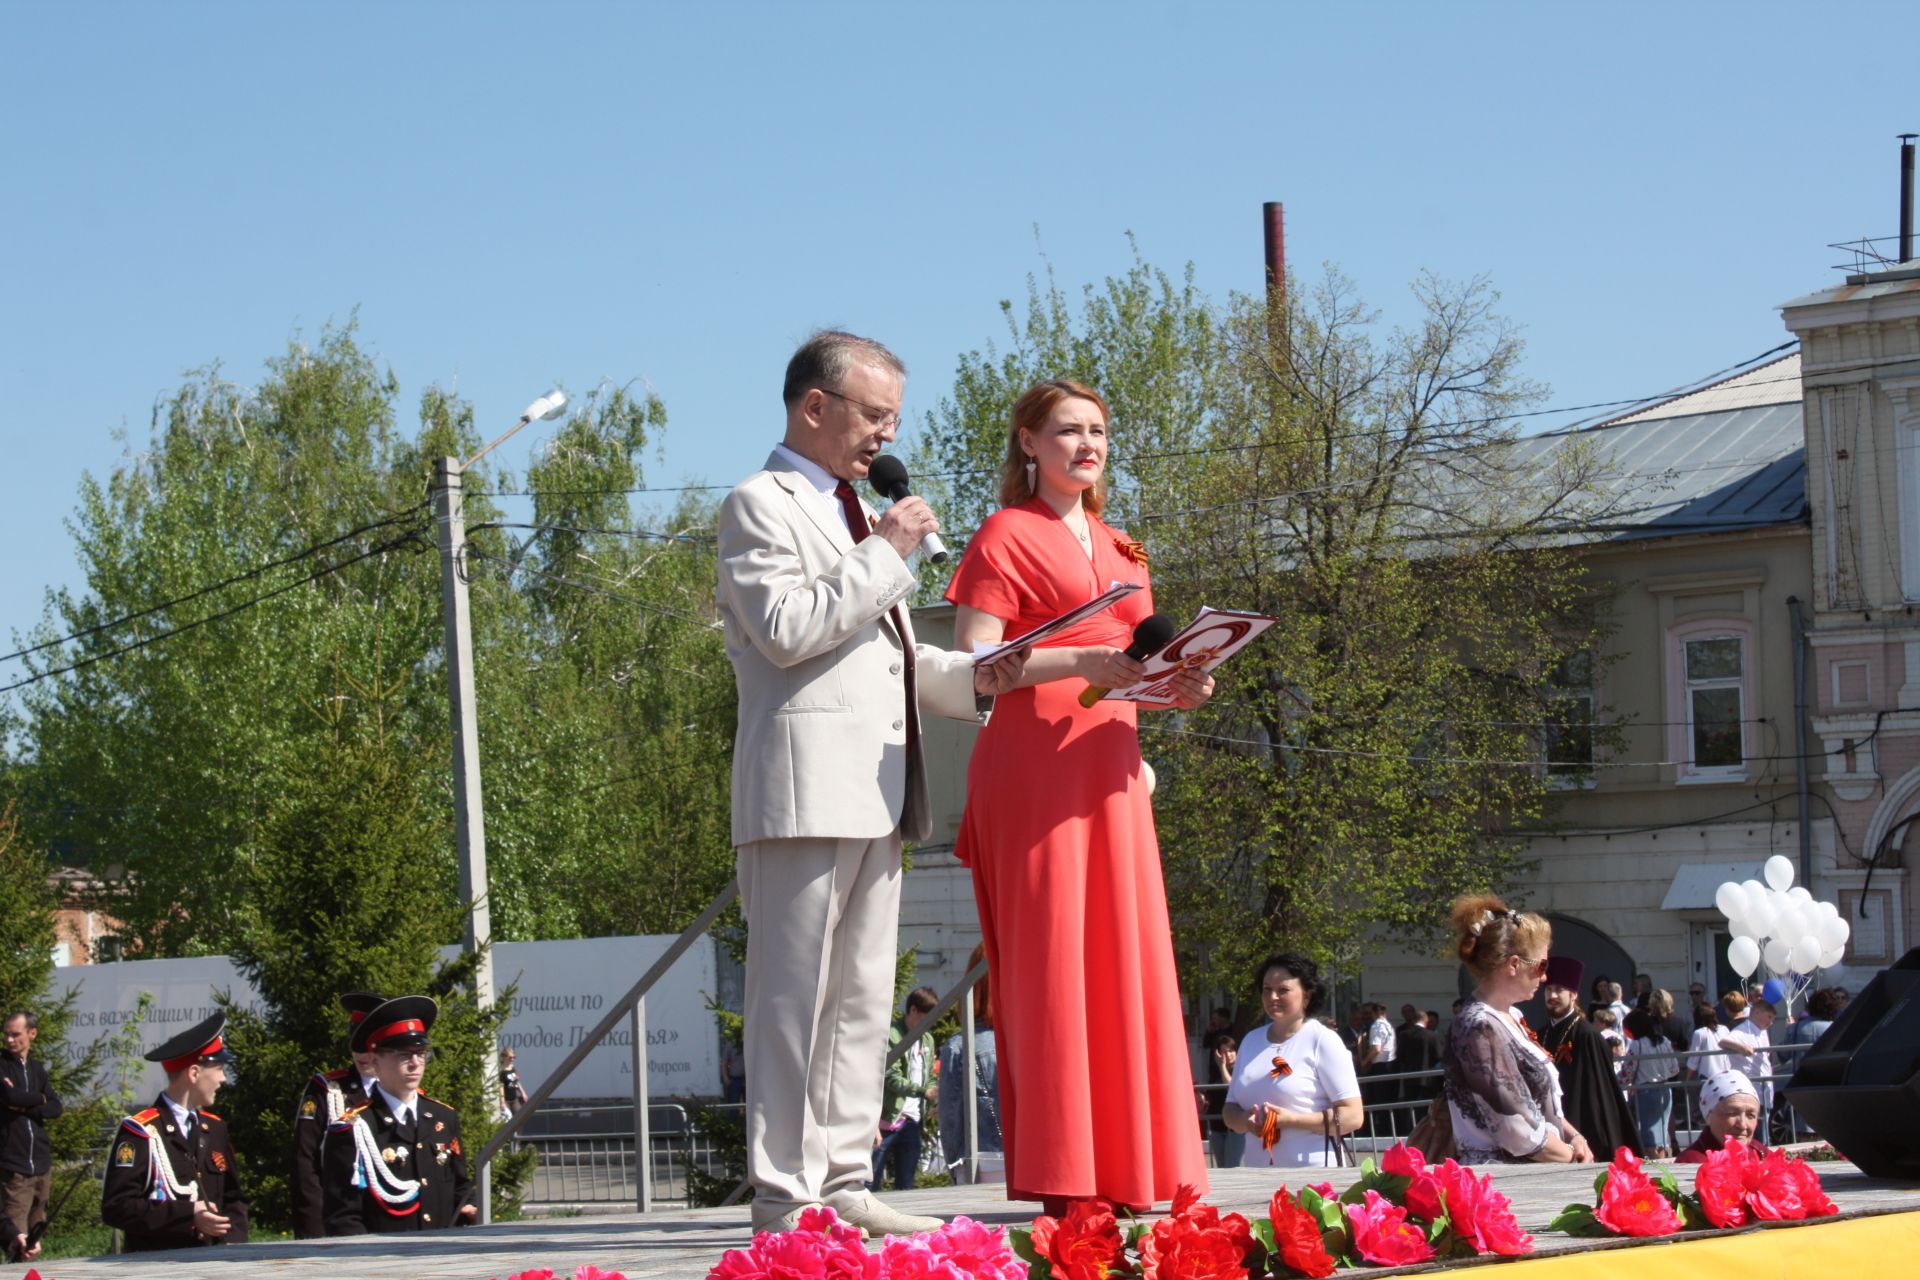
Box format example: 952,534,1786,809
321,995,475,1233
100,1011,249,1251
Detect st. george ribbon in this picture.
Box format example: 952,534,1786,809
868,455,948,564
1079,613,1176,707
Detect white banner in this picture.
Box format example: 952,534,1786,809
47,935,720,1103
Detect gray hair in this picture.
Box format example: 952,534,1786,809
782,330,906,409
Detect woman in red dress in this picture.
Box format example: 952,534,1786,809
945,379,1214,1212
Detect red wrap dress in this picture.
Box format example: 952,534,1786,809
944,497,1206,1207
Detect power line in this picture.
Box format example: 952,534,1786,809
462,548,720,630
471,521,715,545
1,503,429,669
464,347,1805,503
0,523,430,697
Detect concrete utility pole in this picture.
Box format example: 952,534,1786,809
434,456,497,1010
433,455,496,1221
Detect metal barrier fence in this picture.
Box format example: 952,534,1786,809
1194,1038,1818,1165
516,1102,739,1209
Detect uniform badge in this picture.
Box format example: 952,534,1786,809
115,1143,136,1167
211,1150,228,1171
395,1144,411,1163
436,1148,450,1165
450,1138,462,1156
300,1098,317,1118
382,1147,396,1164
434,1121,444,1132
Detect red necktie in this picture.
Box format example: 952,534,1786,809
835,481,918,750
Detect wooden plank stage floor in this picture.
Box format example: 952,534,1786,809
33,1158,1920,1280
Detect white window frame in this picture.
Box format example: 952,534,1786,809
1666,618,1753,784
1543,648,1598,790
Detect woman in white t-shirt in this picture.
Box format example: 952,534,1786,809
1224,953,1363,1167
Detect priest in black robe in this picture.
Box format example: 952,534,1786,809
1541,956,1642,1161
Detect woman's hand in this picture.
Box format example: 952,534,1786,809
1162,667,1215,710
1566,1128,1595,1162
1078,645,1148,689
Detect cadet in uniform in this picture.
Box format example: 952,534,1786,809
100,1012,250,1251
321,995,476,1233
289,991,384,1238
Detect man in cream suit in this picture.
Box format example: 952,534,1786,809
718,331,1024,1236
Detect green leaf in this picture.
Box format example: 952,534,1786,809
1250,1219,1277,1255
1547,1204,1610,1237
1593,1168,1611,1199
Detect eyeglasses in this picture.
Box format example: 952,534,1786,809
378,1047,434,1064
820,387,902,430
1513,955,1548,974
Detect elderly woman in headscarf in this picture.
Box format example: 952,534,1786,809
1677,1069,1767,1163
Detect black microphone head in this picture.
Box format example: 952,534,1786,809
1129,613,1177,659
867,454,912,501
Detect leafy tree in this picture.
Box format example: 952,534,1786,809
911,248,1618,997
0,800,116,1242
218,729,532,1229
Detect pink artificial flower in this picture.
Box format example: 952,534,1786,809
1785,1155,1838,1218
1594,1155,1680,1239
1379,1142,1425,1179
711,1251,768,1280
504,1273,558,1280
920,1216,1025,1280
1305,1182,1335,1201
1345,1189,1436,1267
1430,1159,1531,1256
879,1236,966,1280
577,1269,631,1280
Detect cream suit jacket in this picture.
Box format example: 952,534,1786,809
717,450,976,846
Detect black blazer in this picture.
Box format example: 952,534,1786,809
100,1097,249,1251
289,1066,368,1238
321,1089,473,1233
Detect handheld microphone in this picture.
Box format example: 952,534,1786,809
1080,613,1177,707
867,455,948,564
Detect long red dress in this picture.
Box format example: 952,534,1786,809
945,497,1207,1207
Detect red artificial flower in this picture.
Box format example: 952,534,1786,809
1785,1154,1838,1218
1345,1190,1436,1267
1431,1159,1532,1256
1694,1139,1812,1228
1030,1198,1125,1280
1267,1189,1336,1280
1595,1170,1681,1237
1403,1171,1443,1224
1139,1217,1249,1280
1379,1142,1424,1179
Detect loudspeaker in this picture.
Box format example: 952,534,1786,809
1784,945,1920,1178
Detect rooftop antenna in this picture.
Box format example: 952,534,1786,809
1900,133,1915,264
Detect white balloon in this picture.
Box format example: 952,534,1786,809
1764,855,1795,892
1727,912,1757,941
1819,943,1847,968
1728,936,1761,978
1787,886,1813,904
1763,937,1794,973
1741,878,1766,902
1818,915,1851,948
1815,899,1841,920
1790,934,1823,973
1776,900,1811,943
1715,881,1745,920
1747,895,1779,940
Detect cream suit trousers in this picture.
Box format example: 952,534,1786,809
737,832,902,1215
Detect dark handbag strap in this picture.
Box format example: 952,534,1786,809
1322,1108,1350,1167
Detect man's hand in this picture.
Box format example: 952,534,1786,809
192,1201,232,1239
458,1203,479,1222
873,496,938,561
973,648,1029,696
12,1232,38,1262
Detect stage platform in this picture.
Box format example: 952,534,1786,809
32,1158,1920,1280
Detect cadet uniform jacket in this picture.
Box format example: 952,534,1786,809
290,1067,368,1238
321,1090,473,1234
100,1099,250,1251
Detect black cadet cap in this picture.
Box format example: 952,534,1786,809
350,995,438,1054
145,1011,234,1071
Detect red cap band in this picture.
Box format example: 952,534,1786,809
369,1019,426,1047
348,1010,369,1024
162,1034,223,1074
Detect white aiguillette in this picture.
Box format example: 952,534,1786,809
970,580,1143,666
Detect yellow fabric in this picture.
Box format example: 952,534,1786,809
1488,1213,1920,1278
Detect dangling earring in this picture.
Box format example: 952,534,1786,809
1025,458,1037,493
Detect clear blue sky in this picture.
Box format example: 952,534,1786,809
3,1,1912,659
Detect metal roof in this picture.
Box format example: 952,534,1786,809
1603,352,1802,426
1516,398,1807,543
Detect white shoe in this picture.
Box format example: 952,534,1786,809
750,1201,824,1235
829,1191,943,1237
